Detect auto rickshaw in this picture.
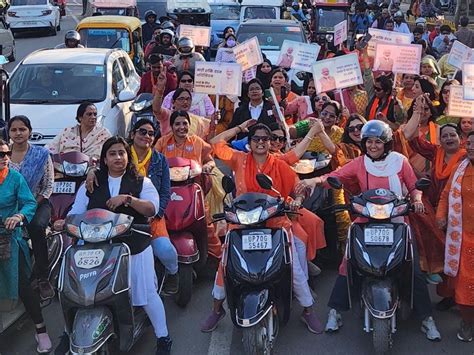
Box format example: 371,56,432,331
76,15,145,74
90,0,138,17
166,0,211,27
309,0,350,44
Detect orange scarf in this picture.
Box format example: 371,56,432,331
0,167,8,185
368,95,392,120
434,148,466,180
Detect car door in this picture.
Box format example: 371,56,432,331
104,57,129,137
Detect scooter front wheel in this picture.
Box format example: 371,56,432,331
242,324,272,355
175,264,193,308
372,318,392,354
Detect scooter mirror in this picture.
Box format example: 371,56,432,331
327,177,343,190
222,175,236,194
256,174,273,190
415,178,431,191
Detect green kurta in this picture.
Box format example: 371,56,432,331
0,169,36,302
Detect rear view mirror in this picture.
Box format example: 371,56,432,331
222,175,235,194
415,178,431,191
118,89,135,102
327,177,342,190
256,174,273,190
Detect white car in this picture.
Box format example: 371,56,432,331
6,0,61,36
9,48,140,145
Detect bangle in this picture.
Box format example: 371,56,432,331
236,126,242,133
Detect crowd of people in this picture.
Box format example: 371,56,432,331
0,0,473,354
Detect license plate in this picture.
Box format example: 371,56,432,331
364,228,394,246
242,233,272,251
22,21,38,25
53,181,76,194
74,249,105,269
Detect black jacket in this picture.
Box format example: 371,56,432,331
228,100,276,140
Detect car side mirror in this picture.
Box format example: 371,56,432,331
256,173,273,190
415,178,431,191
222,175,235,194
327,177,342,190
118,89,135,102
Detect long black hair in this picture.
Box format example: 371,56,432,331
342,114,367,146
99,136,139,179
438,79,460,115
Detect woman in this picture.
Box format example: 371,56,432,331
270,68,298,104
201,123,323,334
411,75,439,103
420,57,445,88
68,136,172,355
436,79,461,125
217,26,235,49
256,58,273,90
436,132,474,342
458,117,472,148
284,77,319,121
297,121,442,341
397,74,419,111
162,71,215,118
47,102,111,161
0,139,52,353
215,33,238,63
8,115,55,301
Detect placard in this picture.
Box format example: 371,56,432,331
334,20,347,46
178,25,211,47
276,40,321,73
447,85,474,118
462,63,474,101
367,28,412,58
194,62,242,96
448,40,473,70
312,53,363,94
243,66,257,83
233,37,264,71
373,43,422,74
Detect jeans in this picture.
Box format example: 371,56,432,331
151,238,178,275
18,251,43,325
26,199,51,280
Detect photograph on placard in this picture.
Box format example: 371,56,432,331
233,37,264,71
373,42,422,74
179,25,212,47
447,85,474,117
367,28,412,58
194,62,242,97
447,40,473,70
275,40,321,73
462,63,474,101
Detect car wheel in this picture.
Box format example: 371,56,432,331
56,23,61,31
50,25,57,36
7,45,16,62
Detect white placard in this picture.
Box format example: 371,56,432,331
367,28,412,58
334,20,347,46
447,85,474,118
462,63,474,101
448,40,474,70
243,66,257,83
276,40,321,73
233,37,264,71
312,53,363,94
194,62,242,96
178,25,211,47
373,43,422,74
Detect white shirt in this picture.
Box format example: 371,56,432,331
68,175,160,216
394,22,411,35
249,101,264,120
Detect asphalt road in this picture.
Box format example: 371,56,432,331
1,2,473,355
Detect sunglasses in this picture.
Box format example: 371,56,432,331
137,128,155,137
347,124,364,133
320,110,337,119
271,134,287,143
315,96,329,102
250,135,270,143
0,151,12,158
180,79,193,83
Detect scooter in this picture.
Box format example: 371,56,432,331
164,157,208,307
59,209,151,354
52,0,66,17
327,176,430,354
213,174,293,354
130,93,160,131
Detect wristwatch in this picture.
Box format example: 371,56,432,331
124,195,133,207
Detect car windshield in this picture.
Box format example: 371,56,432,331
243,7,277,20
11,0,46,4
210,5,240,20
317,9,346,32
95,8,131,15
79,28,131,53
10,64,106,104
237,26,303,50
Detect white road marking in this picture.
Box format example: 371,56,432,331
66,6,80,25
207,314,233,355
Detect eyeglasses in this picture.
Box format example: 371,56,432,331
347,124,364,133
175,96,191,102
374,86,384,92
137,128,155,137
320,110,337,119
0,151,12,158
180,79,193,83
250,135,270,143
271,134,287,143
315,96,329,102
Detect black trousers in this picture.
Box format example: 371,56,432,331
18,251,44,325
26,199,51,280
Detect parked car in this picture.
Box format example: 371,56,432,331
6,0,61,36
209,0,240,54
8,48,140,146
0,19,15,61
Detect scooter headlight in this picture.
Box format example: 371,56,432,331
236,207,263,225
79,222,112,242
391,203,409,217
366,202,394,219
62,161,89,177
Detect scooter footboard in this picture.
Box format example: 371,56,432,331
362,279,398,319
235,290,272,328
70,307,115,354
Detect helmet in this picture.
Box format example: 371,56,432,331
394,10,403,18
65,30,80,42
144,10,157,20
160,29,175,42
161,21,175,32
177,37,194,54
415,17,427,25
360,120,393,158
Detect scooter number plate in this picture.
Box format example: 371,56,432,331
364,228,394,245
53,181,76,194
74,249,105,269
242,234,272,251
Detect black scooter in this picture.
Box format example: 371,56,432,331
327,177,430,354
213,174,293,354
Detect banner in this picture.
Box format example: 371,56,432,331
233,37,264,71
373,42,422,74
194,62,242,96
447,85,474,118
462,63,474,101
334,20,347,46
448,40,474,70
178,25,211,47
367,28,412,57
276,40,321,73
312,53,363,94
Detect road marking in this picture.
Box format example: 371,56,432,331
207,305,232,355
66,6,80,25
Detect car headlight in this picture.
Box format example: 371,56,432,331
63,161,89,177
236,207,263,225
41,9,53,16
366,202,393,219
79,221,112,242
169,166,190,182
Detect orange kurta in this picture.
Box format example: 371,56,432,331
155,133,212,164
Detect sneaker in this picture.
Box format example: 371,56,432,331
200,308,226,333
308,262,322,277
426,273,443,285
325,308,343,332
436,297,456,311
156,335,172,355
421,316,441,341
35,333,53,354
162,272,179,296
38,279,55,301
457,321,473,342
301,309,323,334
54,332,70,355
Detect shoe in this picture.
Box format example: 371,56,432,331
325,308,343,332
301,309,323,334
421,316,441,341
156,335,172,355
200,308,226,333
436,297,456,311
457,321,473,342
426,273,443,285
35,333,53,354
38,279,55,301
162,272,179,296
308,262,322,277
54,332,70,355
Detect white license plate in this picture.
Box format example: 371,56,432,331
22,21,38,25
74,249,105,269
242,233,272,251
364,228,394,245
53,181,76,194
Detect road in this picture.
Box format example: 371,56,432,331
1,3,473,355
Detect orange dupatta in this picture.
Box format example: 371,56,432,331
0,168,8,185
368,96,392,121
434,148,466,180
